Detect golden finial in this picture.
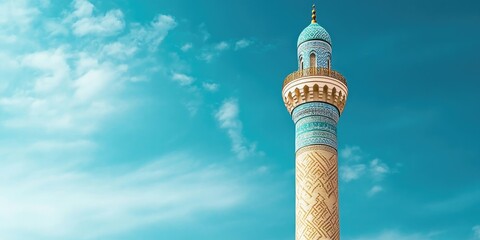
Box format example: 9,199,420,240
311,4,317,23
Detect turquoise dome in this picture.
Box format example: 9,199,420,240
297,23,332,46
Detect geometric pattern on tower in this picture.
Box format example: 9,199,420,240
293,102,339,151
296,144,339,240
297,23,332,47
298,40,332,69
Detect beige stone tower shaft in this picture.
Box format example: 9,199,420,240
296,145,339,239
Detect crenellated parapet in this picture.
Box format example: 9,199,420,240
282,67,348,114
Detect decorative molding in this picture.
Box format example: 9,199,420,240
293,102,339,151
296,145,337,155
282,71,348,114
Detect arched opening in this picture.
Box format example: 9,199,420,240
303,85,309,101
310,53,316,68
299,56,304,70
313,84,319,99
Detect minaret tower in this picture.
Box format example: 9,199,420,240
282,5,348,240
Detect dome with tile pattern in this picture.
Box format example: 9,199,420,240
297,23,332,47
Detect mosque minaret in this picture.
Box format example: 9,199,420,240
282,5,348,240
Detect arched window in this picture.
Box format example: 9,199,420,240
299,56,304,70
310,53,316,68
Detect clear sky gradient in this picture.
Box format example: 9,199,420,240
0,0,479,239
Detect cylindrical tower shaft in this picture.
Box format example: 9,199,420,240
293,102,340,240
296,145,339,239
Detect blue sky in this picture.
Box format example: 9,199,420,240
0,0,479,239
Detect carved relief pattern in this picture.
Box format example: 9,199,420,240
296,145,339,240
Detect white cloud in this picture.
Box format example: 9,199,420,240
202,82,219,92
370,158,390,180
72,0,93,17
367,185,383,197
199,23,210,41
255,166,269,174
341,145,362,161
0,0,40,29
1,36,131,135
70,0,125,36
129,14,177,52
172,72,194,86
340,164,366,182
102,42,137,58
215,99,259,159
185,100,201,116
473,225,480,239
0,151,249,239
215,41,230,51
199,52,214,62
349,230,442,240
235,39,252,50
73,63,126,101
44,19,68,36
181,43,193,52
0,2,270,239
22,47,70,93
198,41,233,62
339,146,392,196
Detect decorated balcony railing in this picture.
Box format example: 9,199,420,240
283,67,347,88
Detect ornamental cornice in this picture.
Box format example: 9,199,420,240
282,69,348,114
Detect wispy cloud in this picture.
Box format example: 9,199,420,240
1,47,126,134
235,39,253,50
339,146,392,196
102,42,137,58
0,151,249,239
128,14,177,52
172,72,195,86
348,230,443,240
202,82,219,92
198,23,210,41
367,185,383,197
340,164,366,182
214,41,230,51
370,158,390,180
473,225,480,239
198,38,253,62
215,99,260,159
341,145,362,161
181,43,193,52
69,0,125,36
0,0,41,30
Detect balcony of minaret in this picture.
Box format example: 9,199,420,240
282,67,348,114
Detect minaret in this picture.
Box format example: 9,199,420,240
282,5,348,240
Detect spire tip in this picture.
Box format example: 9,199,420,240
311,4,317,23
